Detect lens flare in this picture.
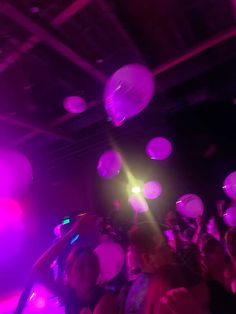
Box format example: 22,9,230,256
131,186,141,194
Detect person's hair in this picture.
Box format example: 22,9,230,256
225,227,236,244
129,222,165,255
201,235,223,256
182,227,195,242
66,247,99,274
214,216,228,241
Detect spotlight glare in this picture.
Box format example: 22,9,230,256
131,186,141,194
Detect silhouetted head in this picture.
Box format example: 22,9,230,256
66,248,99,300
129,222,172,273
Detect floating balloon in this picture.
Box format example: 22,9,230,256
176,194,204,218
146,137,172,160
97,150,122,178
63,96,87,114
104,64,154,126
223,171,236,200
95,242,125,283
128,194,149,213
143,181,162,199
224,207,236,227
0,150,33,197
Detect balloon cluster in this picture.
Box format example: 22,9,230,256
101,66,236,222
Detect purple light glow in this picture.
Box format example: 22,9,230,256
28,289,47,311
0,150,33,197
224,207,236,227
104,64,154,126
54,224,62,238
63,96,87,114
128,194,149,213
0,198,22,232
223,171,236,200
176,194,204,218
0,198,24,263
143,181,162,199
0,291,22,313
26,285,64,313
146,137,172,161
35,296,46,309
97,150,122,179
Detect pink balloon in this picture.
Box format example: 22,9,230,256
128,194,149,213
104,64,154,126
146,137,172,160
97,150,122,178
63,96,86,114
223,171,236,200
143,181,162,199
176,194,204,218
224,207,236,227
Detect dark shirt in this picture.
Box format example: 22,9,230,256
64,286,104,314
207,280,236,314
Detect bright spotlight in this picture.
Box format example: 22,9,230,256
131,186,141,194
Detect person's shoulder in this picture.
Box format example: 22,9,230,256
94,292,118,314
155,264,182,280
149,264,189,292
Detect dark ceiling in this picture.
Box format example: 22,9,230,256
0,0,236,167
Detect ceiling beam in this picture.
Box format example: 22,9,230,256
97,0,143,61
51,0,91,26
0,1,103,146
0,2,106,82
152,26,236,76
0,114,76,144
0,0,92,73
2,2,236,149
10,113,78,146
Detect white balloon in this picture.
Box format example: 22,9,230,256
63,96,86,114
97,150,122,179
223,171,236,200
128,194,149,213
146,137,172,160
143,181,162,199
95,242,125,283
176,194,204,218
104,64,154,126
224,207,236,227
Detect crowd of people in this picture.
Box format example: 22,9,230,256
20,202,236,314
